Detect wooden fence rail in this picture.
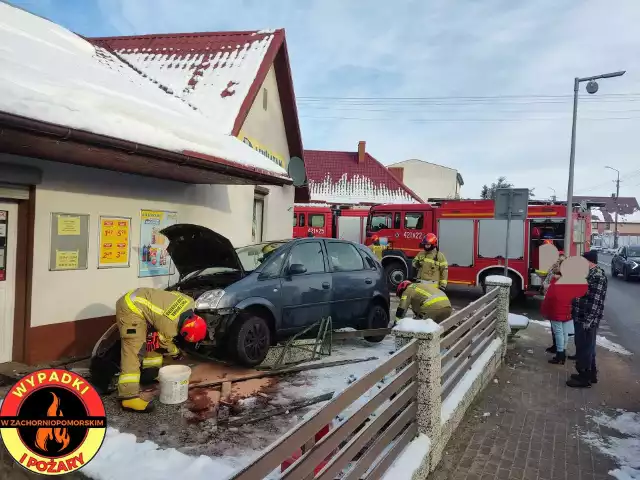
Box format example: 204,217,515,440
231,339,418,480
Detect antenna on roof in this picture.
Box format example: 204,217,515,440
288,156,306,187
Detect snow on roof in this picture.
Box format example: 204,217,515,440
591,208,606,222
619,209,640,223
0,3,288,178
591,207,640,224
91,31,279,134
310,173,419,205
304,150,422,205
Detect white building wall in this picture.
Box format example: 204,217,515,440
1,154,289,328
238,64,294,241
389,159,461,200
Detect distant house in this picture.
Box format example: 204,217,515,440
387,158,464,200
576,196,640,236
303,141,422,206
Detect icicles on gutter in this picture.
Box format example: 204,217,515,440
309,173,418,205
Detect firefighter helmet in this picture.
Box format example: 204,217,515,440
262,243,279,255
420,233,438,247
396,280,412,298
179,312,207,343
372,234,379,242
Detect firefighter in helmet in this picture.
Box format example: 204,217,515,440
368,235,386,260
394,280,452,324
412,233,448,290
259,242,280,263
115,287,207,412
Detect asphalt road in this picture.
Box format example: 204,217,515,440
596,252,640,355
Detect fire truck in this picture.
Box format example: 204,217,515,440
293,205,370,243
363,199,592,298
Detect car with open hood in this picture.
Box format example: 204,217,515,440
161,224,390,366
611,245,640,281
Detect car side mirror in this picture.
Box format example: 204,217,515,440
288,263,307,275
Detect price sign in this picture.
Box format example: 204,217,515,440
98,216,131,268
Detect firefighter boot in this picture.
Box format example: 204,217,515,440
121,397,155,413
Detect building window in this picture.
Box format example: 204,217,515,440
252,197,264,243
263,88,268,111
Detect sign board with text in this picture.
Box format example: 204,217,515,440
49,213,89,271
98,216,131,268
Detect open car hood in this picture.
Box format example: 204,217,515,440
160,224,244,277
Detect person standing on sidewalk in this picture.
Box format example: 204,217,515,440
540,257,580,365
567,250,608,388
543,253,566,354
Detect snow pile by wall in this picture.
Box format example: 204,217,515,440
83,427,241,480
0,3,287,178
441,338,502,424
580,409,640,480
309,173,418,205
381,434,431,480
508,313,529,328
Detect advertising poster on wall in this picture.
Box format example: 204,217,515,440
138,210,177,278
98,216,131,268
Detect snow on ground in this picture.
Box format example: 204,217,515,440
441,338,502,425
83,427,240,480
580,409,640,480
597,336,633,356
381,434,431,480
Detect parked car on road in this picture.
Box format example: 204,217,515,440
162,224,390,366
611,245,640,281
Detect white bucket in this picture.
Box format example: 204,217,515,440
158,365,191,405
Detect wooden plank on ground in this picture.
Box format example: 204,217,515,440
331,328,391,340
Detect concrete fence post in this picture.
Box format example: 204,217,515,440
393,320,444,477
484,275,512,358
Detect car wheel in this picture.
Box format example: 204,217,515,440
229,314,271,367
364,303,389,343
384,261,406,290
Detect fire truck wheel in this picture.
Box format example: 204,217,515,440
383,261,407,289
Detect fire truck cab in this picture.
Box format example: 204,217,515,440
364,199,591,299
293,205,369,243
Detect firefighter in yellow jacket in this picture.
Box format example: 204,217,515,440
394,280,452,324
115,287,207,412
412,233,448,290
368,235,387,260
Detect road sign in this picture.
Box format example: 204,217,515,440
494,188,529,275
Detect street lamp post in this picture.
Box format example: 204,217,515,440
605,165,621,248
564,71,626,252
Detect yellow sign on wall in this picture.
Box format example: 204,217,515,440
57,216,80,236
99,216,131,268
238,131,287,169
55,250,79,270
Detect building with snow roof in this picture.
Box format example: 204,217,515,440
0,3,308,363
387,158,464,200
579,196,640,236
303,141,423,206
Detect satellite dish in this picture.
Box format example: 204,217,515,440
287,156,307,187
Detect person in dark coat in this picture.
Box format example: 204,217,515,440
566,250,608,388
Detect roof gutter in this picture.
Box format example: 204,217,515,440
0,111,292,186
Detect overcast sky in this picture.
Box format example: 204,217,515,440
11,0,640,203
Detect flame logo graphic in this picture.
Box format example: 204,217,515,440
35,393,71,453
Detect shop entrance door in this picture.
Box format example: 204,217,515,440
0,202,17,363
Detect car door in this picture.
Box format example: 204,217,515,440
279,240,332,334
326,240,373,328
614,247,625,272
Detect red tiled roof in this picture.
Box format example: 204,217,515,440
90,29,308,201
304,149,423,205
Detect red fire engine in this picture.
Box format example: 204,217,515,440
293,205,370,243
363,199,592,298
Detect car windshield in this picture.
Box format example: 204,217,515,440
181,267,238,281
628,246,640,256
235,240,290,272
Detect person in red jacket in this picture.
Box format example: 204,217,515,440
541,264,586,365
